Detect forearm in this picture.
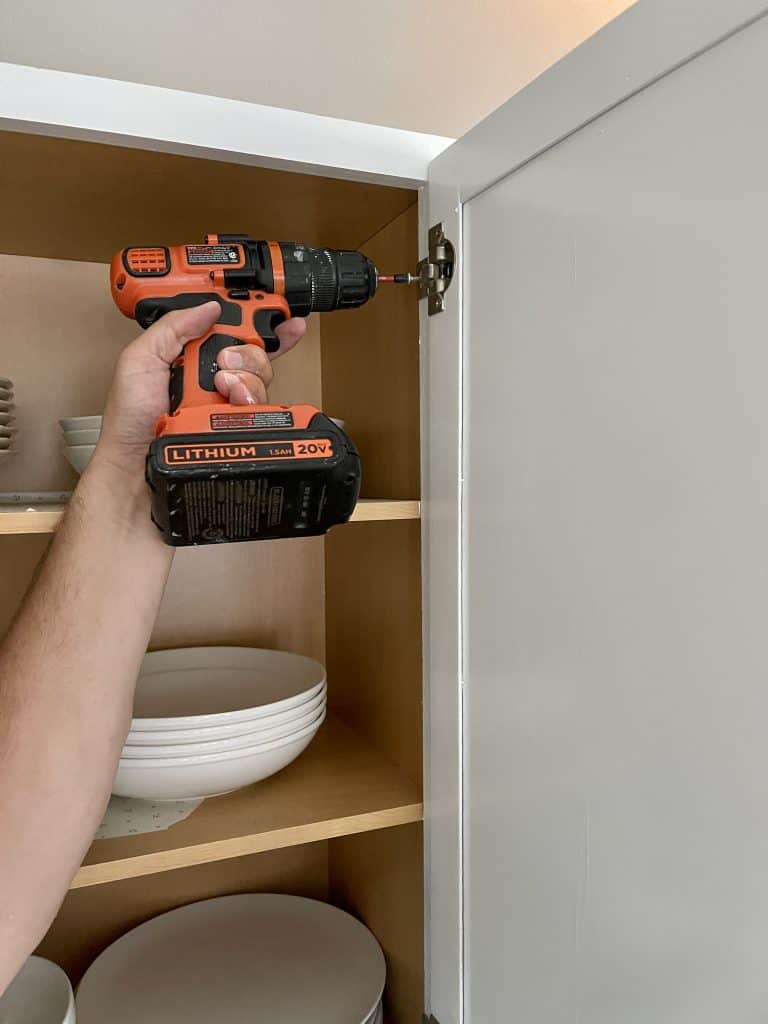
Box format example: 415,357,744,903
0,451,173,987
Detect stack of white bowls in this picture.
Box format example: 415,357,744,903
59,415,101,474
114,647,327,801
75,895,385,1024
0,377,16,463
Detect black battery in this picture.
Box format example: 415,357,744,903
146,416,360,546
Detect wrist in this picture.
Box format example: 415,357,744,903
76,442,155,534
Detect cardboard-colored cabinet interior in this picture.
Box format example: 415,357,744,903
0,130,424,1022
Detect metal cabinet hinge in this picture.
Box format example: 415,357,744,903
417,222,455,316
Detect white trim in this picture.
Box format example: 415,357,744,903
0,62,453,187
430,0,768,201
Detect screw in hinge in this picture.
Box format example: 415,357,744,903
416,222,455,316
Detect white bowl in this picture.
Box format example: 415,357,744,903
0,956,75,1023
122,700,325,759
62,427,101,445
125,683,326,745
59,416,102,431
0,400,13,413
0,437,11,450
63,444,96,474
75,894,385,1024
0,377,12,389
0,412,14,426
130,647,326,730
113,709,326,800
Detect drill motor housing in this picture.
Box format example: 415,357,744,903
111,235,377,546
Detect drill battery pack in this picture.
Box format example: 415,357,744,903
147,407,360,546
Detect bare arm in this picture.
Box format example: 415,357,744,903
0,302,305,990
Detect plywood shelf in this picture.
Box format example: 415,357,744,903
0,499,420,537
72,716,422,889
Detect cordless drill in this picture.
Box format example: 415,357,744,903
110,235,380,546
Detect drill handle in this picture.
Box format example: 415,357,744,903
169,333,242,413
157,293,291,414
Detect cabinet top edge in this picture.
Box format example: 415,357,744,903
0,62,454,188
430,0,768,201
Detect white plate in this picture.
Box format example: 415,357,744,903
0,437,11,450
131,647,326,729
0,389,12,402
75,894,385,1024
0,377,12,389
0,412,14,426
125,683,326,744
113,710,325,800
62,427,100,445
0,401,14,413
58,415,102,431
0,955,75,1023
121,700,326,758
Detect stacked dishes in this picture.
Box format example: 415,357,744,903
59,415,101,474
115,647,327,800
0,956,75,1024
0,377,16,463
76,895,385,1024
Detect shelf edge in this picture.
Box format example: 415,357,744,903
72,802,424,889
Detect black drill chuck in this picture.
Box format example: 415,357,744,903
219,236,378,316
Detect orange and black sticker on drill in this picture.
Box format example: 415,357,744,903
185,244,242,266
210,411,294,430
164,439,334,466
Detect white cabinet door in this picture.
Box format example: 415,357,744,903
422,1,768,1020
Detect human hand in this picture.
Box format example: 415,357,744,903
97,301,306,469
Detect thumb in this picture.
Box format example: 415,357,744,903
145,301,221,365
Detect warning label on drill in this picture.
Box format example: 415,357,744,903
185,244,242,265
210,410,294,430
182,478,288,539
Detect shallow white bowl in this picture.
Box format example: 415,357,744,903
126,683,326,745
63,444,96,474
0,955,75,1024
75,894,385,1024
59,415,102,431
130,647,326,730
113,710,325,800
122,700,325,759
62,427,101,445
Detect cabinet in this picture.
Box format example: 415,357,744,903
4,1,768,1020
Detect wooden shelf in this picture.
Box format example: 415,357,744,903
72,716,422,889
0,499,420,537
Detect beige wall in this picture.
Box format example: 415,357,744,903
0,0,634,138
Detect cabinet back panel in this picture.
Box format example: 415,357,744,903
0,130,416,264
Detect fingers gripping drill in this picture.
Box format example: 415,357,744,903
110,234,411,547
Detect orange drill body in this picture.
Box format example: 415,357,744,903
110,235,377,546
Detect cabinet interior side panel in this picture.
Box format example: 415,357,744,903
325,519,423,784
320,203,420,500
329,823,424,1024
37,843,329,984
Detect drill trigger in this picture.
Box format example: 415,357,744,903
253,309,286,354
